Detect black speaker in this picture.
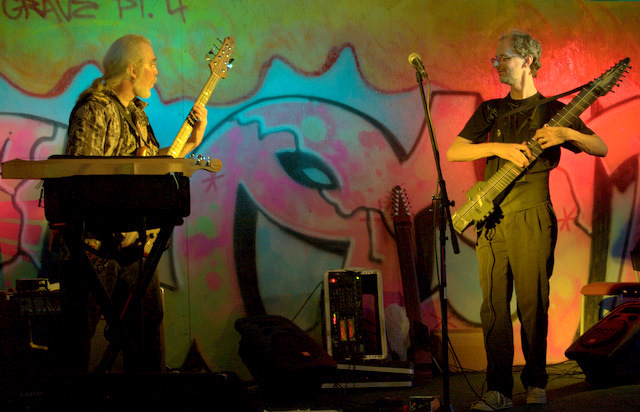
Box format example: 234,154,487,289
235,315,336,392
0,291,63,377
565,301,640,386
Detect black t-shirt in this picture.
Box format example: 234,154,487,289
458,92,594,213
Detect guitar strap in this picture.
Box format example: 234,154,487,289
106,93,137,135
497,82,589,121
106,93,157,151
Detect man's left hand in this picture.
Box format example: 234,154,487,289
187,103,208,149
534,124,567,150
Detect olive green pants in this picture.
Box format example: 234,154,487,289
476,202,557,398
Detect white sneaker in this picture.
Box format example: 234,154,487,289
471,391,513,410
526,386,547,405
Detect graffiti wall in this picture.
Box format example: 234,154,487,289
1,0,639,376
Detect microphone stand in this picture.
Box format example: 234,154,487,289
414,70,460,411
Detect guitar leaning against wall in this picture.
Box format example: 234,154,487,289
390,185,432,375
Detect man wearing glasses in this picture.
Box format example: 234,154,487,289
447,30,607,410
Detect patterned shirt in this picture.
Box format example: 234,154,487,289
66,88,159,156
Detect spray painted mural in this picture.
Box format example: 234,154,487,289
1,1,640,375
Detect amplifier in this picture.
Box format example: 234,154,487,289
323,269,387,362
0,290,63,378
15,278,50,293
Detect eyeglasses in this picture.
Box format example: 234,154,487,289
491,55,518,67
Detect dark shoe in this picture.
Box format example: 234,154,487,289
526,386,547,405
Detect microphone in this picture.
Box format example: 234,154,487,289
408,52,428,78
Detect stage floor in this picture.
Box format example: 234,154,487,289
2,361,639,411
252,361,640,412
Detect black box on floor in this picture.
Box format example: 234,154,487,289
235,314,337,392
566,301,640,386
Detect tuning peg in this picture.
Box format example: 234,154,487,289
191,154,207,165
227,58,235,69
217,38,229,49
205,49,216,61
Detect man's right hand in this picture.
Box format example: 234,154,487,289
493,141,532,168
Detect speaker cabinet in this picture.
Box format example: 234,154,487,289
0,291,63,377
566,301,640,386
235,314,336,392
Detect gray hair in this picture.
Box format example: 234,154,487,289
500,30,542,77
77,34,151,101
